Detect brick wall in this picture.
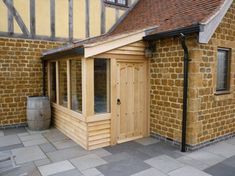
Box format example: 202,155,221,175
150,2,235,147
0,37,61,127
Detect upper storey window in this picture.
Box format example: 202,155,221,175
105,0,128,7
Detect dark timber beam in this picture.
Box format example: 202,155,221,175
115,9,119,22
101,0,106,34
30,0,36,37
7,0,13,34
69,0,73,41
85,0,90,38
50,0,55,39
3,0,30,36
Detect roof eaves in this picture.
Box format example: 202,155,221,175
143,24,201,41
199,0,233,43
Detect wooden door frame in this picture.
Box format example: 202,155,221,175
110,58,150,145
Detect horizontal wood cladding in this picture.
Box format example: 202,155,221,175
52,104,88,149
0,0,130,41
52,104,112,150
106,41,146,56
87,119,111,150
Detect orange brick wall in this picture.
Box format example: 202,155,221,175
0,37,61,127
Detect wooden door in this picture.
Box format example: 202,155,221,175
116,61,146,143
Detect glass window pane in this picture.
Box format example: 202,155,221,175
216,49,229,91
70,60,82,113
59,60,68,107
94,59,110,113
49,62,56,103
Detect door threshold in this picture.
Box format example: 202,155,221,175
117,135,143,144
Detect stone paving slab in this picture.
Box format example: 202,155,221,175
137,142,183,159
70,154,107,171
204,163,235,176
40,143,57,153
51,169,83,176
220,155,235,169
0,135,21,148
177,155,210,170
2,161,38,176
43,129,69,143
82,168,103,176
135,137,159,146
0,144,24,151
47,146,89,162
34,158,51,167
52,139,78,150
131,168,167,176
4,127,27,136
38,160,75,176
168,166,212,176
12,146,47,164
23,138,48,147
144,155,184,173
0,130,4,136
186,150,226,166
97,156,150,176
203,142,235,158
225,137,235,145
19,134,45,142
91,148,112,158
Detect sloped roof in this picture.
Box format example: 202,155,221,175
110,0,224,36
43,0,229,58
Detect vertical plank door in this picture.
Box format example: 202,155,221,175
116,61,146,143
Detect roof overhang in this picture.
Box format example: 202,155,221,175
42,26,158,60
199,0,233,44
84,30,148,58
143,24,200,41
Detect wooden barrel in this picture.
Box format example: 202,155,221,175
27,96,51,130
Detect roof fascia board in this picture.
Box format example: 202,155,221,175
84,31,146,58
199,0,233,44
143,25,200,41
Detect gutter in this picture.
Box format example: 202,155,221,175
143,24,200,41
144,25,199,152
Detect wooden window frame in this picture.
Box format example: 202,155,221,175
216,48,231,93
94,58,111,114
104,0,128,7
48,59,83,114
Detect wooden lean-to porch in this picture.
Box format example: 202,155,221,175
46,36,150,150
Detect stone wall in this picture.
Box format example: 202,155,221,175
191,2,235,146
149,35,198,144
0,37,61,127
150,2,235,147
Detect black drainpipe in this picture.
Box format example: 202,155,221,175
179,33,189,152
42,59,46,96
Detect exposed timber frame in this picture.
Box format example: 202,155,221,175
30,0,36,37
101,0,106,34
3,0,30,36
85,0,90,38
50,0,55,40
69,0,73,41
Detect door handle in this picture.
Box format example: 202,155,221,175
117,99,121,105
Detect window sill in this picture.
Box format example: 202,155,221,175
214,90,231,96
104,2,129,9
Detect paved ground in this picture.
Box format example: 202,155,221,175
0,127,235,176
